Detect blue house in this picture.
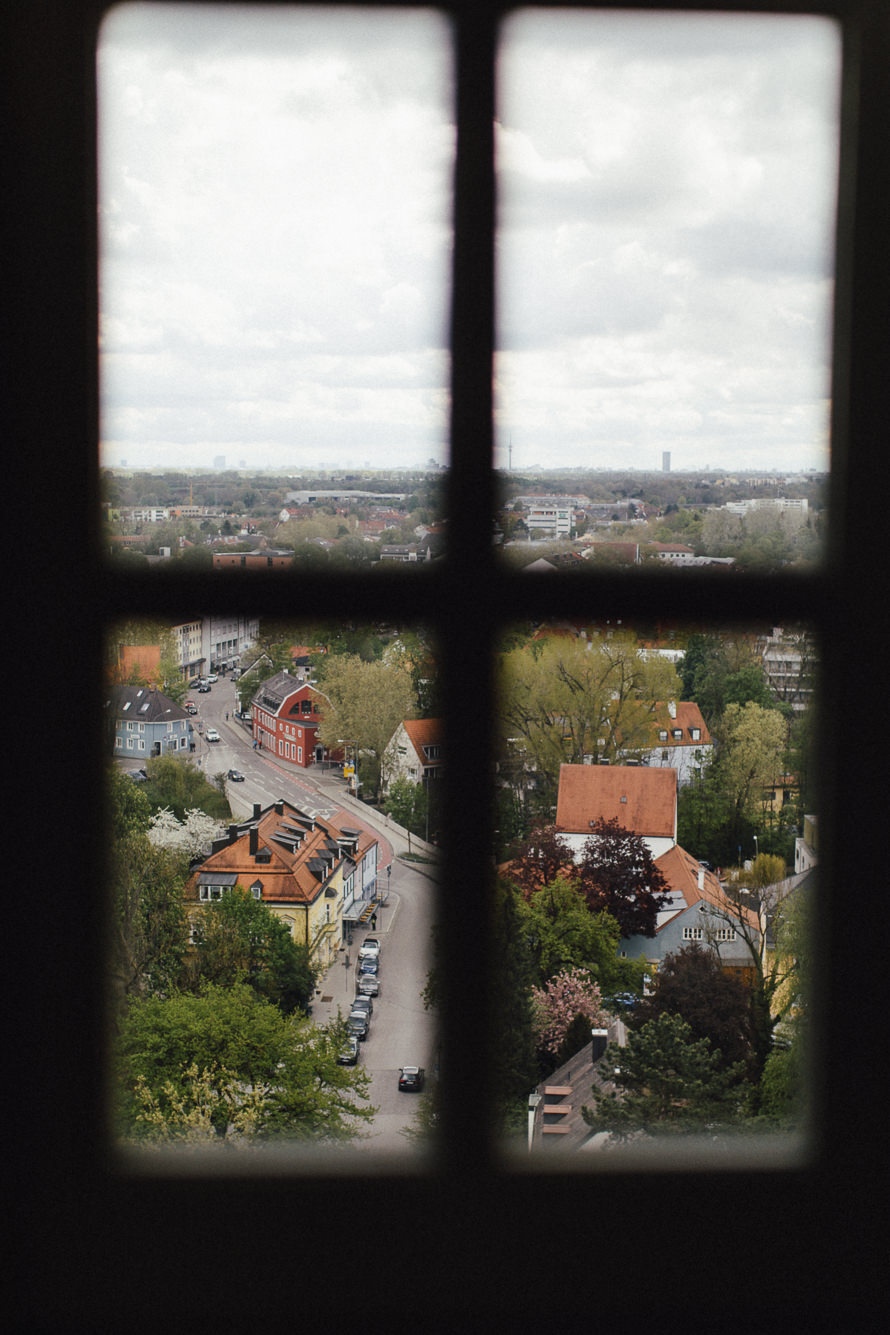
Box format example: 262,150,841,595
107,684,191,759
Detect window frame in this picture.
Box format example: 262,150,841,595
8,0,890,1328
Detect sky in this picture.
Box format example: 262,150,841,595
98,5,840,475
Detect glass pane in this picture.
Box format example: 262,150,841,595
494,620,816,1164
97,4,453,513
106,617,441,1166
496,11,840,574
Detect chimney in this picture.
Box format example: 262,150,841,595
668,700,677,719
274,798,284,815
698,866,705,891
228,824,239,843
591,1028,609,1062
250,826,259,856
253,803,262,821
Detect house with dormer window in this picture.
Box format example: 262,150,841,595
106,684,191,759
184,798,379,970
555,764,755,975
382,718,443,793
626,700,713,786
250,670,332,768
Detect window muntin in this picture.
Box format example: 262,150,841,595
97,3,832,1173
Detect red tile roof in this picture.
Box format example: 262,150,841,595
654,844,760,931
401,718,443,764
184,800,376,908
556,764,677,838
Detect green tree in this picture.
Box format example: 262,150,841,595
115,984,375,1144
141,754,231,821
498,630,680,810
514,873,646,996
629,943,754,1073
109,832,190,1008
714,701,789,839
582,1013,747,1140
189,886,316,1013
383,775,429,839
489,879,539,1137
316,654,416,801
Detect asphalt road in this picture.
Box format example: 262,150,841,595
190,675,438,1157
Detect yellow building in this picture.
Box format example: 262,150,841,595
184,798,379,972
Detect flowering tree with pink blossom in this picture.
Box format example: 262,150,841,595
531,967,608,1063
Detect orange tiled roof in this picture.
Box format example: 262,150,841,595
556,764,677,838
649,701,712,745
655,844,760,931
402,718,443,763
184,800,376,907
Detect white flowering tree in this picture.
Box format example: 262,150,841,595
147,807,226,859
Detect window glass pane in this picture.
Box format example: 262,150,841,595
97,4,454,496
495,620,817,1165
107,616,441,1166
496,11,840,573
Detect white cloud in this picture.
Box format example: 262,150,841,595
98,5,839,474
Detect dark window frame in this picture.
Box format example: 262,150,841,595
8,0,889,1327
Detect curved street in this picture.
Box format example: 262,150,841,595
190,674,439,1155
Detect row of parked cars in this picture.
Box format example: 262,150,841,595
338,936,426,1093
338,937,382,1064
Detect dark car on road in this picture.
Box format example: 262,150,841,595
226,769,244,782
351,994,373,1018
398,1066,425,1092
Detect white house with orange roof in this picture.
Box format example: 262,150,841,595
629,700,713,786
382,718,443,792
555,763,757,974
555,764,678,861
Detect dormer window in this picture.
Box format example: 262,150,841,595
250,880,263,900
658,729,668,741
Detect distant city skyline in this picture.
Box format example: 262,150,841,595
98,8,839,477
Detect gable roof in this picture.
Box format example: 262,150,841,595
185,799,375,908
401,718,443,764
648,701,712,746
252,671,327,716
107,684,188,723
654,844,760,933
556,764,677,839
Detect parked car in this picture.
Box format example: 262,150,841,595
604,992,638,1011
357,975,379,997
205,728,220,743
358,937,381,959
226,769,244,782
347,1010,370,1041
207,673,218,683
351,995,373,1018
358,956,379,977
398,1066,424,1092
337,1036,359,1066
197,684,211,693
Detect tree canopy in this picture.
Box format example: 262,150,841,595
582,1013,747,1141
316,653,416,800
498,630,680,809
115,984,376,1145
188,886,317,1013
629,943,753,1073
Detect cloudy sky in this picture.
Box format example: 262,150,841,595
98,5,840,475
